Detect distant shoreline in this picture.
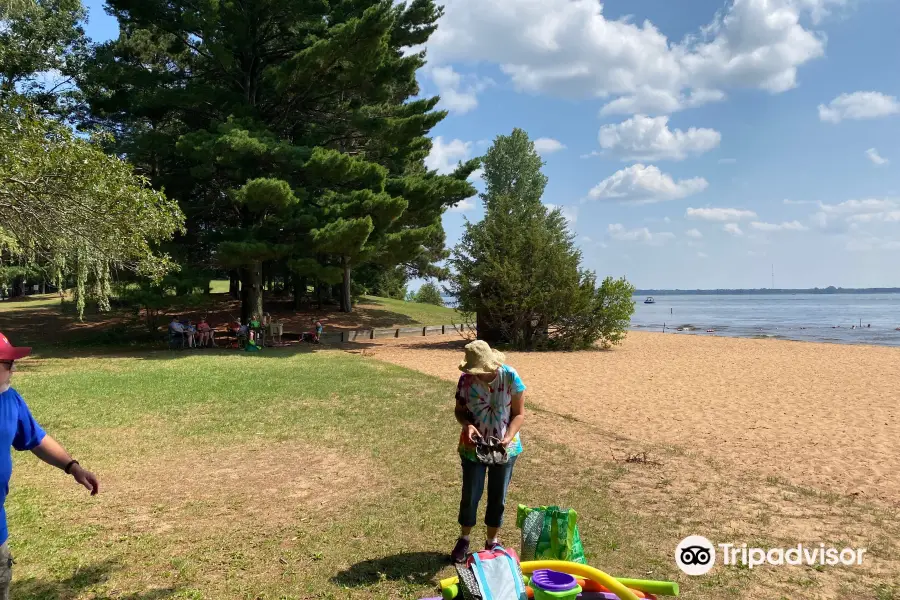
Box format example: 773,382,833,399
633,288,900,296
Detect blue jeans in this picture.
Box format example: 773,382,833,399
458,455,517,529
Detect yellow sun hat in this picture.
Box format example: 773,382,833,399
459,340,506,375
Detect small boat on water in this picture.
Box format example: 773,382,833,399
644,297,656,304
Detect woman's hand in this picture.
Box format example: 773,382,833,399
464,424,480,444
500,434,513,448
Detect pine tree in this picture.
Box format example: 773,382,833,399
81,0,477,315
450,129,635,350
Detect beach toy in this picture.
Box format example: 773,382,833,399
605,579,675,597
580,593,656,600
441,584,458,600
442,563,675,599
576,580,647,599
531,570,582,600
521,562,655,600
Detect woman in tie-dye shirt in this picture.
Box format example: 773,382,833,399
450,340,526,563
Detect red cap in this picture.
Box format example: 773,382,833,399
0,333,31,361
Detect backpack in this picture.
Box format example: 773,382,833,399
456,546,527,600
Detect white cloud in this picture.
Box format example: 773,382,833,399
598,115,721,161
718,158,737,164
422,0,841,116
866,148,889,166
580,236,592,243
686,228,703,239
724,223,744,236
545,203,578,225
430,66,493,115
807,199,900,231
449,198,477,213
750,220,808,232
427,137,479,210
533,138,567,154
810,198,900,232
588,164,708,204
426,136,473,174
846,211,900,224
686,207,757,221
817,198,897,217
697,252,709,258
607,224,675,245
818,92,900,123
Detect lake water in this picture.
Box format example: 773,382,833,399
632,294,900,347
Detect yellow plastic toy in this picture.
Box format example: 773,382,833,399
440,561,641,600
520,562,639,600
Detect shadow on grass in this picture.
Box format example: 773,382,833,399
19,335,469,362
331,551,448,587
322,307,422,329
11,559,179,599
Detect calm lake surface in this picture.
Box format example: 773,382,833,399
632,293,900,346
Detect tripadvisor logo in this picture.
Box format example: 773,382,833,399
676,536,716,576
675,536,867,575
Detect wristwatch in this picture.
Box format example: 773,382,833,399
64,460,79,474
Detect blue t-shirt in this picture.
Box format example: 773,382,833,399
0,388,46,544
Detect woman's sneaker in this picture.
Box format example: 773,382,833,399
450,537,470,563
485,540,501,551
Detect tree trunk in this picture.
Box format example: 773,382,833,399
240,269,250,323
340,257,352,313
12,276,24,298
40,280,46,294
293,276,307,310
241,262,264,321
229,271,240,299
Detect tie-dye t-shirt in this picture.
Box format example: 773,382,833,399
456,365,526,462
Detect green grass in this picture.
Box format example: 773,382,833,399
208,280,230,294
5,348,668,599
359,295,459,325
0,293,63,312
5,297,897,599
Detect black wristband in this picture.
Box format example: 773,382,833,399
64,460,79,474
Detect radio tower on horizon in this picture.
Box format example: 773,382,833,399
771,264,775,290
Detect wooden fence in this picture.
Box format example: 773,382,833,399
318,323,476,344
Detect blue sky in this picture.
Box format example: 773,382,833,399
81,0,900,289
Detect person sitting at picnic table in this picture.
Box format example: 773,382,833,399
197,318,215,348
303,319,323,343
185,320,198,348
235,319,250,347
168,317,186,347
249,315,263,344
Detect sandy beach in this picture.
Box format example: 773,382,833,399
357,331,900,505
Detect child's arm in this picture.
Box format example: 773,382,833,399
503,391,525,446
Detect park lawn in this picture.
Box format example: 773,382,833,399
357,296,459,326
0,291,460,352
0,294,64,313
5,348,673,600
